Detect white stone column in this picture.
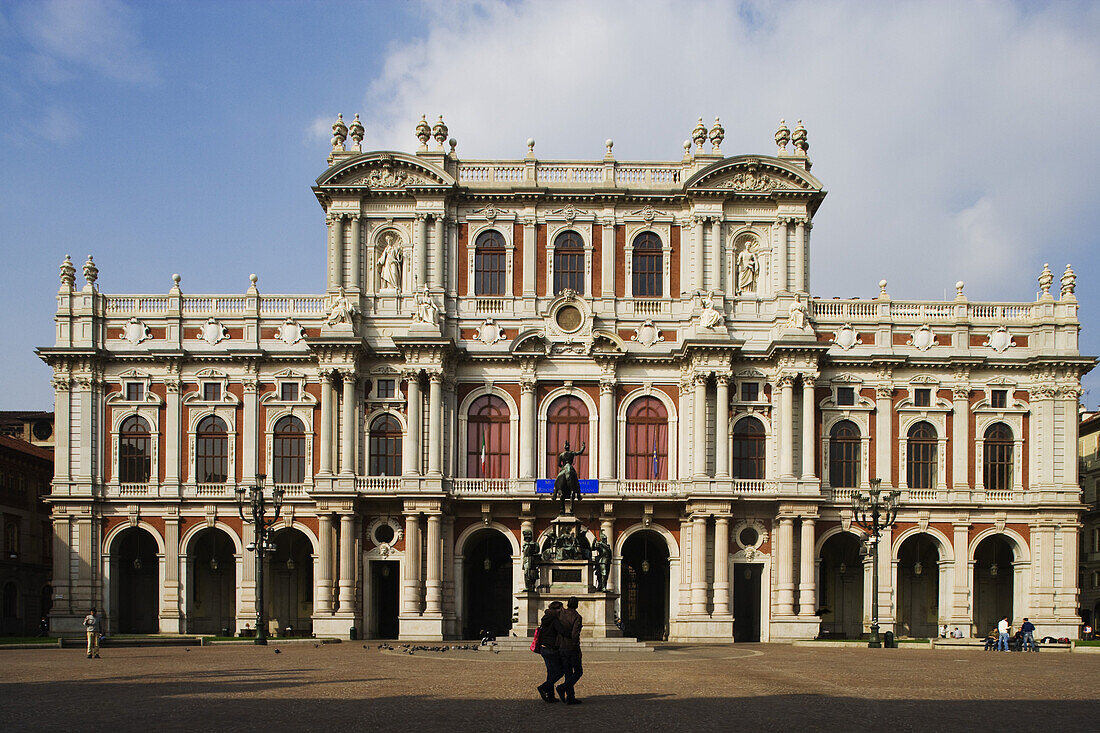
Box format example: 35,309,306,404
794,219,806,293
403,372,421,476
715,375,730,478
708,218,722,293
425,513,442,615
950,521,971,631
52,378,72,483
164,379,181,485
75,379,93,481
414,213,428,288
693,374,708,478
338,513,355,612
427,373,443,476
316,513,334,615
798,518,816,616
319,370,334,475
160,517,181,630
774,218,789,292
430,215,444,290
952,386,969,490
776,516,795,615
238,522,256,624
402,512,421,615
519,380,536,479
692,216,705,293
713,514,730,616
690,513,709,615
243,380,259,482
875,385,892,483
600,217,615,305
349,215,362,291
51,514,71,619
1062,387,1080,486
330,215,345,290
801,374,817,480
779,376,795,479
442,515,456,627
522,217,536,298
599,379,616,481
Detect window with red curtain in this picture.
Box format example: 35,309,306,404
546,395,589,479
467,395,510,478
625,396,668,479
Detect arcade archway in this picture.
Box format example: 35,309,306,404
818,532,864,638
266,528,313,635
897,533,940,638
974,534,1015,636
463,529,514,639
111,527,158,633
620,530,670,641
187,528,236,635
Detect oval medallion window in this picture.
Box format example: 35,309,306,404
556,305,583,332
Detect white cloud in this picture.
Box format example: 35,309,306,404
339,0,1100,305
17,0,155,84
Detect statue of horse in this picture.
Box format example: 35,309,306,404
552,440,586,515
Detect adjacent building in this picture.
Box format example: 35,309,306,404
38,115,1092,641
0,432,53,635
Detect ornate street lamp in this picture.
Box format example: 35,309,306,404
852,478,900,648
235,474,284,646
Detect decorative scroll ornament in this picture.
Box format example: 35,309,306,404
630,204,665,223
908,325,936,351
121,317,152,345
275,318,305,345
477,318,506,345
551,203,588,222
198,318,228,345
473,204,508,221
833,324,862,350
983,326,1014,353
632,320,665,347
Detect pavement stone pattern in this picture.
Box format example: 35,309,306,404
2,643,1099,732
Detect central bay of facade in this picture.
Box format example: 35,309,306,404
41,116,1087,642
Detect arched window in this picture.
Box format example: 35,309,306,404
906,421,937,489
631,232,662,297
983,423,1013,491
467,395,510,478
4,522,18,555
368,414,402,477
474,229,507,296
625,396,668,480
553,231,585,295
195,415,229,484
119,415,151,484
546,395,589,479
829,420,860,488
272,415,306,484
732,417,765,479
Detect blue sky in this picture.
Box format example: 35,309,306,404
2,0,1099,409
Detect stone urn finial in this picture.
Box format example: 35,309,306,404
692,117,708,151
1061,264,1077,300
59,254,75,290
331,113,347,151
709,117,725,153
82,255,98,290
792,120,808,154
415,115,431,148
347,113,364,151
1038,262,1053,299
432,115,448,148
775,119,791,154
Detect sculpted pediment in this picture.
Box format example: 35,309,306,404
685,156,822,194
317,152,454,189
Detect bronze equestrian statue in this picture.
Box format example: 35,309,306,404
552,440,586,515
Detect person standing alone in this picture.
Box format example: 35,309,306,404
83,607,101,659
1020,617,1037,651
555,596,583,705
997,616,1011,652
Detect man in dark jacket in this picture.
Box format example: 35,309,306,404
555,596,583,704
536,601,564,702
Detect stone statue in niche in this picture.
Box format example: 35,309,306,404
699,292,723,330
413,289,439,326
591,531,611,592
521,529,539,592
736,244,759,295
325,286,358,327
377,231,403,291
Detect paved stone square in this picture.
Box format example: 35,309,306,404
2,643,1098,732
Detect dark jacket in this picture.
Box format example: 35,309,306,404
555,607,583,652
536,608,561,653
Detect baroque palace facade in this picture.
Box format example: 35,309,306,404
39,115,1091,641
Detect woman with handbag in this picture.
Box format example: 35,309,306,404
535,601,564,703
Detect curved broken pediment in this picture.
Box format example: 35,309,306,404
685,155,823,194
316,151,455,189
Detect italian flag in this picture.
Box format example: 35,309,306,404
480,433,488,477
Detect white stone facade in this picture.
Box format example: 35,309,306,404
38,116,1092,641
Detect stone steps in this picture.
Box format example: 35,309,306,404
490,637,654,653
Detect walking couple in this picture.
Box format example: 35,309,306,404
533,597,583,705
